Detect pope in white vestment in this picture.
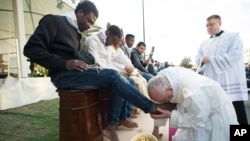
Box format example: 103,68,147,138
149,67,238,141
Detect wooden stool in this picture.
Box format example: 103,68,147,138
98,89,111,129
58,89,103,141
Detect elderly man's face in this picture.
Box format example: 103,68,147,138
150,86,173,104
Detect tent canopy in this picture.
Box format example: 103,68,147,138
0,0,74,41
0,0,74,77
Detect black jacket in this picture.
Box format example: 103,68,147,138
147,63,155,74
23,14,94,76
130,48,147,72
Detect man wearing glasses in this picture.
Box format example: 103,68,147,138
195,14,248,125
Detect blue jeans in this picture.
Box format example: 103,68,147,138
142,72,154,81
51,69,153,124
119,78,135,120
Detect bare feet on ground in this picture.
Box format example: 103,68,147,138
152,132,163,140
103,124,119,141
152,127,163,140
119,118,138,128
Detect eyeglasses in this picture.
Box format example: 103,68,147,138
206,23,217,27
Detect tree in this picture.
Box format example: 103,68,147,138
180,56,193,68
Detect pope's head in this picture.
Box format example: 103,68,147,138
148,76,174,104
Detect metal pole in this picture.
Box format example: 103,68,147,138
13,0,29,78
142,0,145,42
142,0,146,61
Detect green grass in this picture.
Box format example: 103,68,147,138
0,98,59,141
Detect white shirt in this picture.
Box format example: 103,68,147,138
84,30,113,68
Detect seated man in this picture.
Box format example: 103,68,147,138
120,34,135,58
84,25,139,133
147,59,157,76
130,41,154,81
110,37,149,98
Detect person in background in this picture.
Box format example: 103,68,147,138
195,14,248,125
23,1,168,141
147,59,157,76
110,36,149,97
84,25,141,139
130,41,154,81
121,34,135,58
154,60,161,73
149,67,238,141
121,34,148,116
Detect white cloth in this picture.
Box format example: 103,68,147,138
63,12,82,34
109,46,149,97
84,30,113,68
121,44,131,58
109,45,131,71
157,67,238,141
195,31,248,101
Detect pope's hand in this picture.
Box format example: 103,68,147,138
150,108,171,119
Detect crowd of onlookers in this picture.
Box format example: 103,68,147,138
245,64,250,88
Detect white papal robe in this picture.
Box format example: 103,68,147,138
195,31,248,101
158,67,238,141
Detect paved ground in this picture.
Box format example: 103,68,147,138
104,111,170,141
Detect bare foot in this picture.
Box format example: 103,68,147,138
152,133,163,140
130,113,137,118
152,126,163,140
132,108,140,115
103,124,119,141
119,118,138,128
103,129,112,140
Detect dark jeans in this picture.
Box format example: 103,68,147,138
51,69,153,124
142,72,154,81
119,78,135,120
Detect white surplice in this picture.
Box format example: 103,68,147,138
158,67,238,141
195,31,248,101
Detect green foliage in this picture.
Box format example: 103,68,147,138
180,56,193,68
82,24,102,41
29,63,48,77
